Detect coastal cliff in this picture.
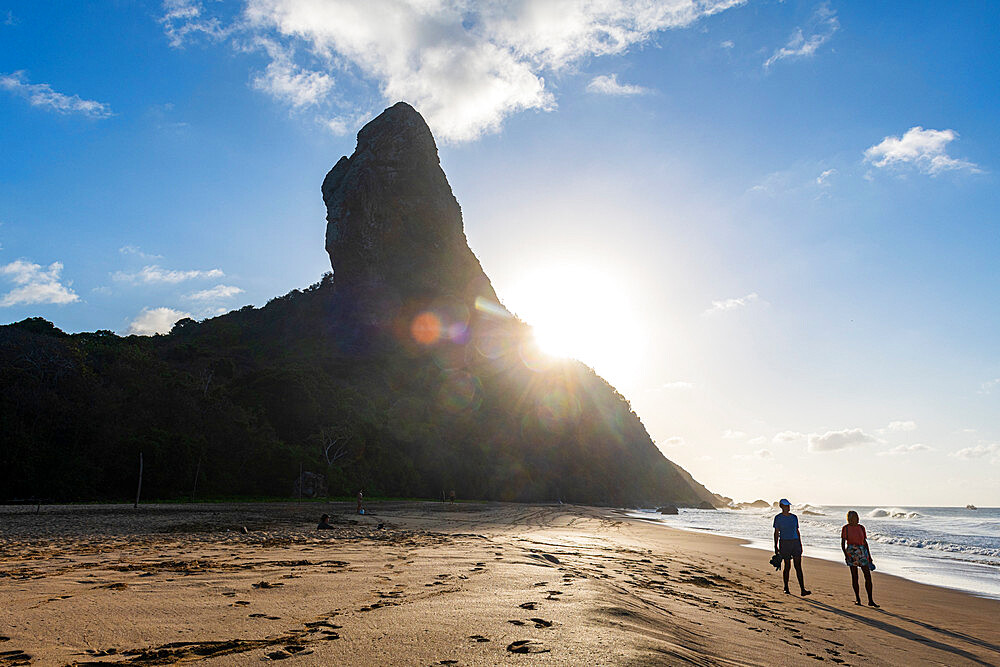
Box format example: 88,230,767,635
0,103,719,509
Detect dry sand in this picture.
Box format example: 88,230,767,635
0,502,997,666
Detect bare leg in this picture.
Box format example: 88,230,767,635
863,567,878,606
850,565,861,604
793,556,810,595
782,559,791,593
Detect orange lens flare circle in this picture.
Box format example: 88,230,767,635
410,311,442,345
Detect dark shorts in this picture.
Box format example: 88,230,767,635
779,538,803,560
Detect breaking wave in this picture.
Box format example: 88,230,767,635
867,534,1000,560
868,508,921,519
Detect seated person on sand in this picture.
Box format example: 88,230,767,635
773,499,811,596
317,513,333,530
841,510,879,607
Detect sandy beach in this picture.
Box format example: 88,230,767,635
0,502,996,666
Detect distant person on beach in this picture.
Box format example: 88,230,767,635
357,489,364,514
773,499,811,596
317,513,333,530
841,510,879,607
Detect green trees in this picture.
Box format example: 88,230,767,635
0,276,717,507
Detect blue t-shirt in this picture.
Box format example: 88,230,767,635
773,512,799,540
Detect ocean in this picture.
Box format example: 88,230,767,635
628,505,1000,600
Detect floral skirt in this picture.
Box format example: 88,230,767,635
845,544,871,569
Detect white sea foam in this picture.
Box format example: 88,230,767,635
867,534,1000,560
632,504,1000,599
868,508,921,519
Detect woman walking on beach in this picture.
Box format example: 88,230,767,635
841,510,879,607
773,499,811,596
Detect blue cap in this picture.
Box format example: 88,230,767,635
779,498,791,506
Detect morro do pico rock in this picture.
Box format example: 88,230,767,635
323,102,500,328
0,101,723,509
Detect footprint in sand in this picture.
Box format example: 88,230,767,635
93,583,128,591
0,649,32,666
468,635,490,643
232,601,251,606
507,620,526,626
305,621,341,631
506,640,550,654
252,581,284,589
528,618,552,628
518,602,538,610
265,650,291,660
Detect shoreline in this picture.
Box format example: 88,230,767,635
630,513,1000,603
1,502,998,665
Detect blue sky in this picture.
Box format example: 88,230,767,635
2,1,998,505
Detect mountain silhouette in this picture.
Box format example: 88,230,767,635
0,103,720,508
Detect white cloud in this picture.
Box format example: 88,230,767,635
773,430,805,443
979,378,1000,394
951,443,999,461
816,168,836,186
808,428,879,452
661,436,685,447
126,307,193,336
3,10,16,26
704,292,759,315
722,429,746,439
747,436,767,445
764,3,838,70
186,284,245,301
0,71,113,118
162,0,747,143
586,74,648,96
864,127,981,176
878,443,932,457
734,448,773,461
887,420,917,432
119,245,164,261
720,39,734,49
251,39,335,108
114,264,224,284
0,259,79,307
160,0,232,48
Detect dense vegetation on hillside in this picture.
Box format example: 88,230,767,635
0,275,716,507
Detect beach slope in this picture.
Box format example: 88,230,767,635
0,502,996,665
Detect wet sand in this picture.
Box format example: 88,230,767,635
0,502,997,666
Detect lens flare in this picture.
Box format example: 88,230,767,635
410,311,442,345
537,388,582,433
437,370,482,413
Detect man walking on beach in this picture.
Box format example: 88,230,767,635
774,499,811,596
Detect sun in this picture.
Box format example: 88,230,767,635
502,262,645,389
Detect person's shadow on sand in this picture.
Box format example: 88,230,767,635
804,599,999,666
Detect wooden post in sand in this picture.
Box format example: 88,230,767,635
134,452,143,509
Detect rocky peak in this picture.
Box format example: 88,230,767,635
322,102,499,327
